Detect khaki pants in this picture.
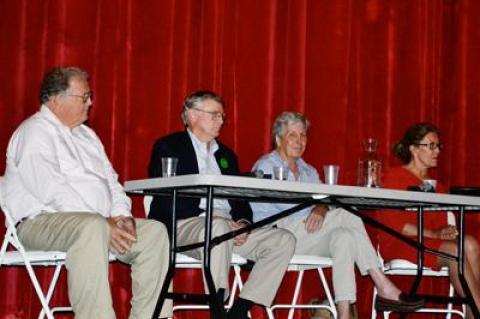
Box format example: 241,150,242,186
277,208,381,303
177,213,295,306
17,212,172,319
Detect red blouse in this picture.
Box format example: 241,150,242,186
377,166,448,268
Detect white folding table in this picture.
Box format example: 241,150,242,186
125,174,480,319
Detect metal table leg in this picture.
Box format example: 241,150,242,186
457,206,479,317
203,186,226,318
152,189,178,319
398,206,424,319
410,206,425,293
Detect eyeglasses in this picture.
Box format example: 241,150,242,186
191,107,226,121
66,91,93,103
414,142,443,151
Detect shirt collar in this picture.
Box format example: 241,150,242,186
40,104,66,128
40,104,84,134
271,150,312,180
272,150,306,168
187,129,219,155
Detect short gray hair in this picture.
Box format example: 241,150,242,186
272,112,310,147
40,66,89,103
180,90,224,126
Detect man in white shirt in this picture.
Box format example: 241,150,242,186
3,66,171,319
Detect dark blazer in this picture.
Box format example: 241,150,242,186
148,131,253,234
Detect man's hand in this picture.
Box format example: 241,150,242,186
107,216,137,254
303,205,328,233
228,220,249,246
435,225,458,240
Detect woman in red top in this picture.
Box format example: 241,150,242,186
378,122,480,318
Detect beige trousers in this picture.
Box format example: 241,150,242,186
17,212,172,319
277,208,381,303
177,213,295,306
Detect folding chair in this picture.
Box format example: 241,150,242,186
267,254,337,319
143,195,247,315
0,176,69,319
371,260,466,319
371,214,466,319
0,176,116,319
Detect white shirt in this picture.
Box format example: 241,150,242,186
187,130,231,214
3,105,131,224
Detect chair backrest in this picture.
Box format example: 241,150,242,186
0,177,73,319
447,211,456,226
0,176,15,227
143,195,153,217
0,175,5,212
0,175,28,254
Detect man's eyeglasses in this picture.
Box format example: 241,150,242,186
191,107,226,121
415,142,443,151
66,91,93,103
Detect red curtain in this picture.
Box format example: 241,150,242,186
1,0,479,318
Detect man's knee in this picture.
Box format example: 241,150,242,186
265,228,296,254
139,220,170,253
211,217,231,235
143,219,168,240
278,229,296,253
62,214,111,262
75,214,110,245
135,220,169,264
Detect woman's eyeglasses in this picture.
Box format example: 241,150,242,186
414,142,443,151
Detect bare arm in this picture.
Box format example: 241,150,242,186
402,223,458,240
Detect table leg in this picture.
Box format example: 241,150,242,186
410,206,425,294
152,190,178,319
204,186,225,319
457,206,479,317
398,207,425,319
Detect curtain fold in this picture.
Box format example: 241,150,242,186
1,0,479,318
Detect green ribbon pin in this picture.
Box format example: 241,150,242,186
219,157,229,169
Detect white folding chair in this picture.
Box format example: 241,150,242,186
143,195,247,315
0,176,69,319
371,213,466,319
0,176,116,319
267,254,337,319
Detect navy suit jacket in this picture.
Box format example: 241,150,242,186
148,131,253,234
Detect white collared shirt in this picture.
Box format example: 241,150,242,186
3,105,131,224
187,130,231,214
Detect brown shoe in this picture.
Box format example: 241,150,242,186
375,293,424,312
308,299,334,319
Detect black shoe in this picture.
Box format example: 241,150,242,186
375,293,424,312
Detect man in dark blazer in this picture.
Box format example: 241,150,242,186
148,91,295,319
148,130,252,235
